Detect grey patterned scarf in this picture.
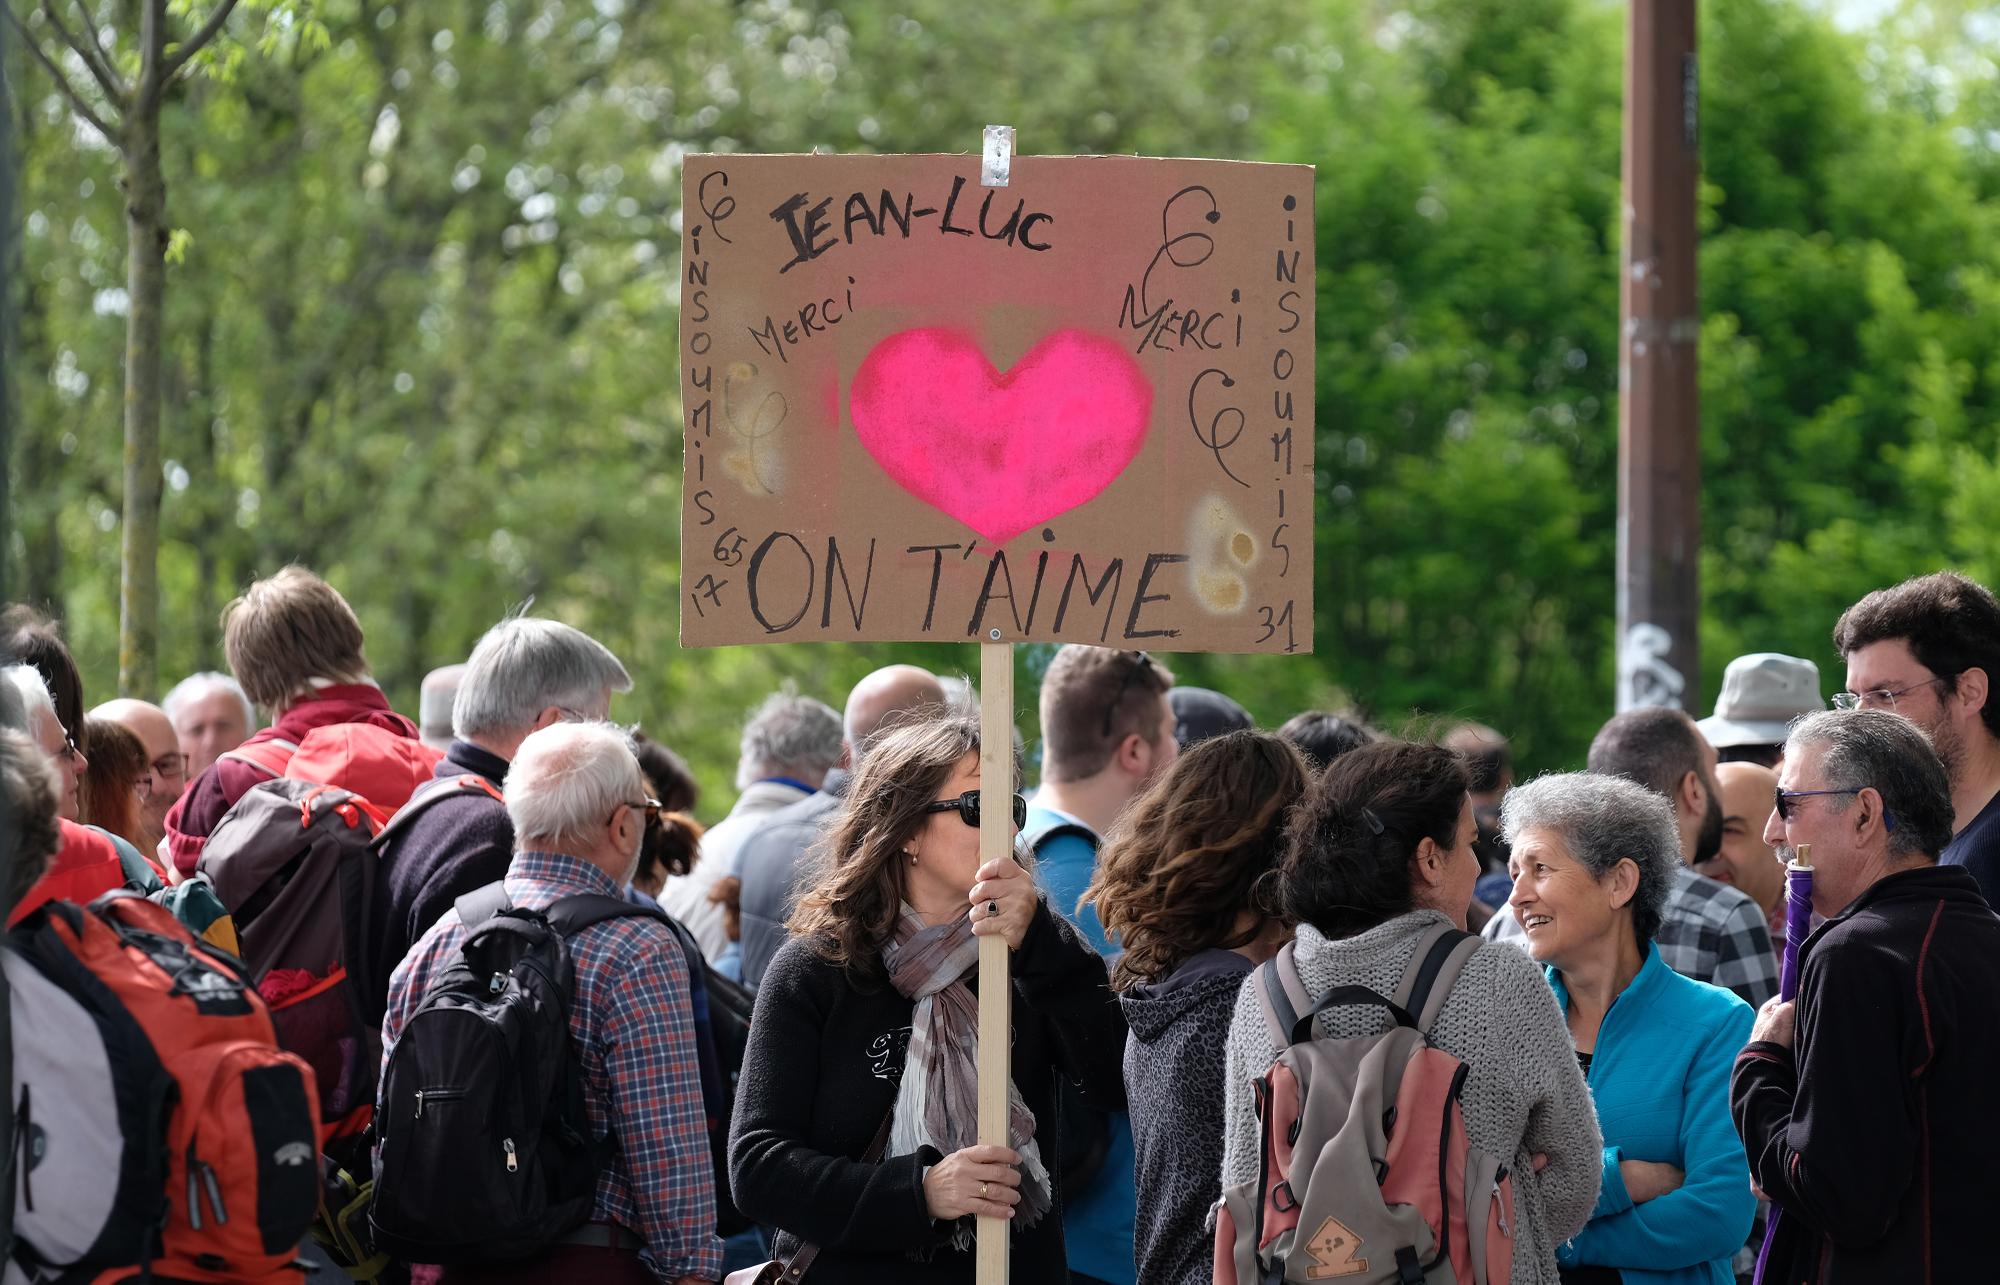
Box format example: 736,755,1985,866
882,904,1052,1248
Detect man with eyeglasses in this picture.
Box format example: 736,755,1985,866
1833,570,2000,909
89,697,186,858
1732,709,2000,1285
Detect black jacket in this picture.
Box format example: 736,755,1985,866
728,899,1127,1284
363,741,512,1017
1730,863,2000,1285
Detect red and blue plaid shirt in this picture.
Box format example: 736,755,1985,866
382,850,722,1281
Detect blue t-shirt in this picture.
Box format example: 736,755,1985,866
1024,803,1135,1285
1942,787,2000,910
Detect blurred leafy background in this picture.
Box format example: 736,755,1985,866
9,0,2000,810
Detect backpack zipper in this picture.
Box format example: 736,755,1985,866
503,1138,518,1172
14,1085,30,1212
413,1087,467,1121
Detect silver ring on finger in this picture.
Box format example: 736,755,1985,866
987,900,999,917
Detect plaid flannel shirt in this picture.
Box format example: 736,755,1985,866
382,850,722,1282
1486,864,1778,1008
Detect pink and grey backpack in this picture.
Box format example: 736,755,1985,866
1214,923,1516,1285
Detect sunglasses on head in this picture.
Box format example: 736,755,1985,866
1100,650,1155,739
924,789,1027,830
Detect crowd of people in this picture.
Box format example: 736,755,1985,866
6,565,2000,1285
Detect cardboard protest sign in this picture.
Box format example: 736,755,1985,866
679,152,1314,654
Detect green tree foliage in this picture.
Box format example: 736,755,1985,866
10,0,2000,807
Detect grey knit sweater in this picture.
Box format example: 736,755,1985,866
1220,911,1601,1284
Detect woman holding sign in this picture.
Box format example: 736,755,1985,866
728,716,1126,1284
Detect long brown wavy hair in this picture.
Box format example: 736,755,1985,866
1082,729,1309,989
788,714,1021,987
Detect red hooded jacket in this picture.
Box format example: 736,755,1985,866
164,683,419,877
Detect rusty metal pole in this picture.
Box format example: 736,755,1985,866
1616,0,1701,713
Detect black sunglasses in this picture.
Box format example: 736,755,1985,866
1100,650,1156,739
923,790,1027,830
1774,787,1860,819
608,797,663,826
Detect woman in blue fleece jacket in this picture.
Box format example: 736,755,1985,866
1500,772,1756,1285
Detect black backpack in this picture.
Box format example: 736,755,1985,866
368,884,667,1263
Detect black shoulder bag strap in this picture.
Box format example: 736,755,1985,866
761,1108,898,1284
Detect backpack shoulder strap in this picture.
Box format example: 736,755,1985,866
220,737,300,780
1022,818,1098,855
542,893,670,939
373,774,506,849
1255,940,1315,1045
1392,923,1482,1034
453,880,515,931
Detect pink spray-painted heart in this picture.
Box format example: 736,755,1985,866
849,328,1153,546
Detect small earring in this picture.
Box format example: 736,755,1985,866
906,850,917,866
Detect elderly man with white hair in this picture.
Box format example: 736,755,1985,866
364,615,630,1019
162,670,256,777
659,690,843,963
379,720,721,1283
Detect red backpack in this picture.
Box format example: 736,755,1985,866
7,892,321,1283
1214,924,1516,1285
197,725,445,1140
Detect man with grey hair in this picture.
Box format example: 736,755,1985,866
162,670,256,777
659,691,843,963
734,665,947,987
365,616,632,1014
1487,706,1778,1007
380,722,721,1282
1733,709,2000,1284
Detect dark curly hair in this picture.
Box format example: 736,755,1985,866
1270,741,1469,939
788,715,1020,987
1834,570,2000,740
1081,730,1309,989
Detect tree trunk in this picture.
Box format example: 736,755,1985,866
120,98,167,698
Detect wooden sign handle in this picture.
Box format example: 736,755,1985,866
976,642,1013,1284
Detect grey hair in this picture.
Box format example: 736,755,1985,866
737,691,843,790
1501,771,1679,946
505,721,646,852
2,665,56,735
0,727,63,910
453,617,633,742
163,671,257,728
1785,709,1954,859
0,667,29,735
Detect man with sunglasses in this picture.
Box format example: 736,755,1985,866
89,697,186,857
1733,709,2000,1285
1833,570,2000,909
1024,645,1176,1285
